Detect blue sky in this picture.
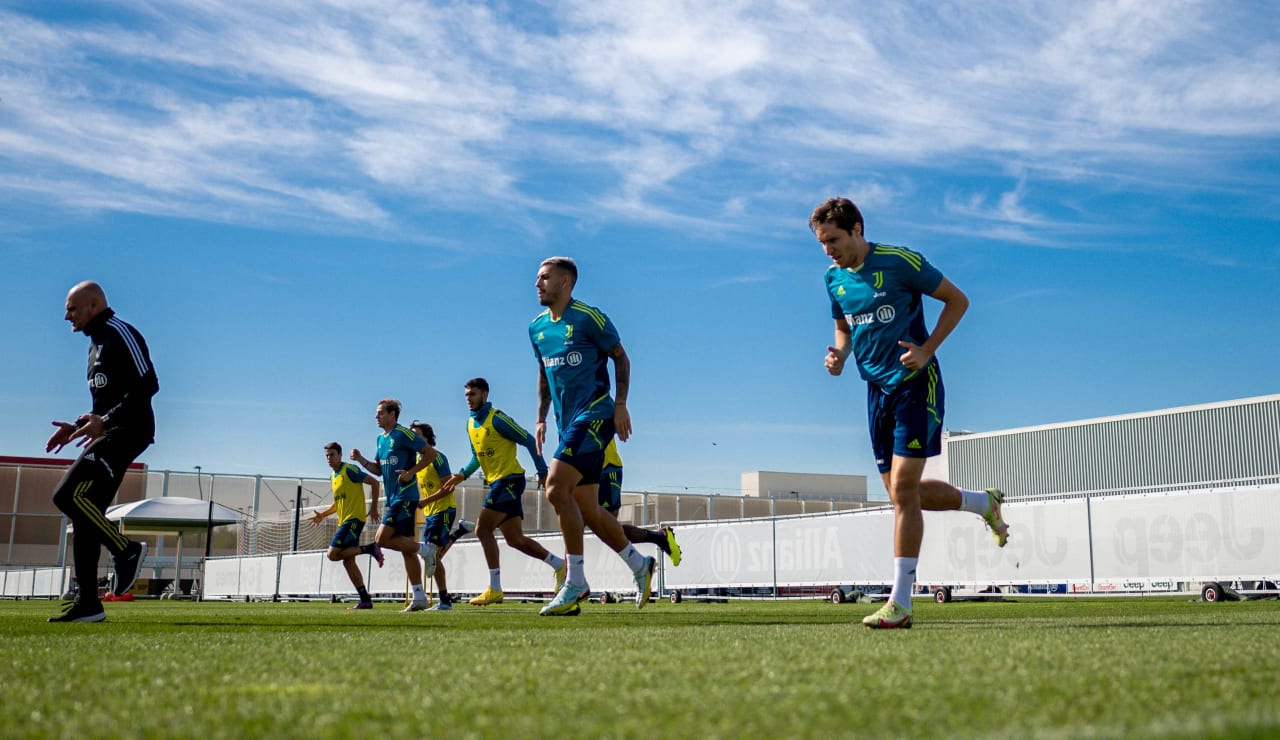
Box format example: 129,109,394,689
2,1,1278,497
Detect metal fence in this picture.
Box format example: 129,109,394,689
1,464,872,573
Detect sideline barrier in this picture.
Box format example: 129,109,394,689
204,534,661,599
197,483,1279,599
0,567,69,598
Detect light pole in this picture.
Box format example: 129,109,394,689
197,466,214,558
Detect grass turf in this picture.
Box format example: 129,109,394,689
1,596,1278,739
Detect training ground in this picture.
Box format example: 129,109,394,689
2,596,1278,739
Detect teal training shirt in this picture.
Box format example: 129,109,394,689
376,424,427,505
825,242,945,392
530,299,621,430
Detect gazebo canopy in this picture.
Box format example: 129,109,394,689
104,496,247,535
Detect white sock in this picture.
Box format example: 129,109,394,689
488,568,501,592
411,583,426,601
567,554,586,587
544,552,565,570
960,489,988,515
619,544,646,572
890,557,917,611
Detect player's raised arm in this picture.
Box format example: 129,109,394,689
350,448,379,475
607,342,631,441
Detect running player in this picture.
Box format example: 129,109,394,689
438,378,565,608
810,197,1009,630
409,421,474,611
530,257,656,616
46,281,158,623
310,442,384,609
600,440,681,566
350,399,439,612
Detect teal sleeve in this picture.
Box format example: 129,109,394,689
433,453,451,478
460,453,480,480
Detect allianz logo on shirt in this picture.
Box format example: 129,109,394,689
544,351,584,368
846,305,897,326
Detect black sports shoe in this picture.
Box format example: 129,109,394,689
112,541,147,597
48,600,106,623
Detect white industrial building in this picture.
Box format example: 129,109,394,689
937,394,1280,499
740,470,868,503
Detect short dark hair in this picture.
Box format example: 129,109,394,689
409,422,436,446
540,256,578,285
464,377,489,393
809,197,864,235
377,398,401,418
324,442,342,455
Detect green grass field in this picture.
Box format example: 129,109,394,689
2,596,1278,739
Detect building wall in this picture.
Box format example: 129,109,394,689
741,471,868,502
946,395,1280,499
1,458,147,567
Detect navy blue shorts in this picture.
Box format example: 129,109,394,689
867,361,944,473
599,465,622,511
484,475,526,519
422,508,457,547
381,499,417,538
554,418,615,486
330,518,365,549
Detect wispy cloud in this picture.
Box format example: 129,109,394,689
706,272,774,289
1,2,1277,244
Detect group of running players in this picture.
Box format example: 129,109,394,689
49,199,1009,629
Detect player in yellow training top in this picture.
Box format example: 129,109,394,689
409,421,475,611
439,378,566,608
311,442,383,609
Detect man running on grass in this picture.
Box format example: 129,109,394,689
439,379,565,608
810,197,1009,630
351,399,439,612
311,442,383,609
531,257,655,616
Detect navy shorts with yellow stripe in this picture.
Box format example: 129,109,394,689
867,360,944,473
599,465,623,511
484,475,527,519
422,508,457,547
330,518,365,549
554,417,615,486
381,499,417,538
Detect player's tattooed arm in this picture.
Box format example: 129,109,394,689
608,343,632,441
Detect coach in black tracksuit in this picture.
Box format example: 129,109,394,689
47,281,159,623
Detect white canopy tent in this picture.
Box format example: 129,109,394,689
103,497,247,596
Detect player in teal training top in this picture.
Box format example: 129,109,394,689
530,256,656,616
351,398,440,612
811,197,1009,630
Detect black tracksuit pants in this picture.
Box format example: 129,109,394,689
51,432,150,599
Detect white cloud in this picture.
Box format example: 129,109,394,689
1,2,1277,242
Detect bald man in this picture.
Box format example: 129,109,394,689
46,281,159,623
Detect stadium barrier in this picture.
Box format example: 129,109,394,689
0,567,69,598
204,534,663,600
664,483,1279,595
198,483,1279,599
